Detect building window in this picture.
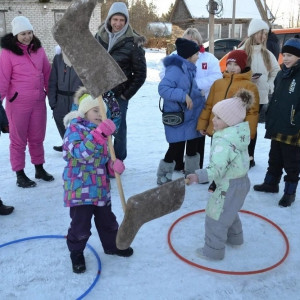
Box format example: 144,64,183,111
228,24,242,39
0,11,6,37
54,11,65,23
214,24,221,39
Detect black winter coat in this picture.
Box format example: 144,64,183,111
265,61,300,139
267,32,280,61
48,54,83,115
95,24,146,100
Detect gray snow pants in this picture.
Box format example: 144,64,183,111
203,175,250,260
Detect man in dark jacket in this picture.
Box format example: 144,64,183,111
95,2,147,161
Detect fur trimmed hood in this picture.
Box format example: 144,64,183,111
63,111,80,128
63,87,90,127
1,33,41,55
1,33,23,55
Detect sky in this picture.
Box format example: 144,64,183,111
0,49,299,299
148,0,175,15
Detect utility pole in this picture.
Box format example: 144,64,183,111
231,0,236,38
253,0,269,25
208,0,215,55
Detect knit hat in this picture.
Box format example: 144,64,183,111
77,94,99,117
107,2,129,23
11,16,33,36
226,50,248,71
212,89,254,126
247,19,269,37
175,38,199,59
63,87,107,127
281,38,300,57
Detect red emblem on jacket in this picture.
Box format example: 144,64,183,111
202,63,207,70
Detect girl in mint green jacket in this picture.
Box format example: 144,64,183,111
187,89,254,260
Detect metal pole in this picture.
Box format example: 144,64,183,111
208,0,215,55
231,0,236,38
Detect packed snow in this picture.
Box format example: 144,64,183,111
0,49,299,300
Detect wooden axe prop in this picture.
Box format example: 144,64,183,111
52,0,185,250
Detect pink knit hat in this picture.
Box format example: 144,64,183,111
212,89,254,126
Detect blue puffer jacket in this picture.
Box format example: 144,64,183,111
158,54,205,143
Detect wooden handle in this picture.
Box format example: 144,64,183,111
97,96,127,212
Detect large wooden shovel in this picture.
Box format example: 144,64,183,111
52,0,185,249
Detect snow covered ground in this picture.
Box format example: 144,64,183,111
0,49,299,300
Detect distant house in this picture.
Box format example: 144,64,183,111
0,0,103,61
170,0,276,42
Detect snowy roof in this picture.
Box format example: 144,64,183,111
183,0,274,20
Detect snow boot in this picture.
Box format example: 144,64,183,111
16,169,36,188
184,153,200,176
70,250,86,274
253,173,280,193
104,247,134,257
156,159,175,185
0,199,14,215
278,181,297,207
35,164,54,182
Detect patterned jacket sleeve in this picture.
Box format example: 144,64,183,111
63,123,106,161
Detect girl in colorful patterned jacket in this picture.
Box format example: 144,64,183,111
187,89,254,260
63,88,133,274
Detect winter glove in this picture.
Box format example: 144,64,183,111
91,119,116,144
186,174,199,185
196,169,209,184
107,159,125,176
186,169,209,185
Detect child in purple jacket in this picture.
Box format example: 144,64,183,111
63,88,133,274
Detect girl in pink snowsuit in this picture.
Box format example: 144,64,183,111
0,16,54,188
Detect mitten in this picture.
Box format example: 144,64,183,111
107,159,125,175
186,174,199,184
91,119,116,144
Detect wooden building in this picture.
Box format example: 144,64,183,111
169,0,276,42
